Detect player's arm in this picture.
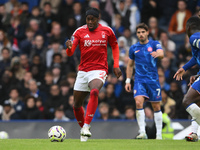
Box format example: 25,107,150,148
125,58,134,92
65,34,79,56
111,44,122,78
150,42,164,59
173,57,196,81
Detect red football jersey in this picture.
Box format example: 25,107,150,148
71,24,118,73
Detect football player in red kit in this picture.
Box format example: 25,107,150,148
65,7,122,142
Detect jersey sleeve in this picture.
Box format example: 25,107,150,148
129,45,135,60
153,41,163,51
190,35,200,49
108,28,118,47
66,29,80,56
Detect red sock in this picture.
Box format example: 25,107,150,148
85,89,99,124
73,106,84,128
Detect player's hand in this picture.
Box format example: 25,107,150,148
125,83,131,92
173,68,185,81
113,68,122,79
188,75,200,86
65,40,72,49
150,51,158,58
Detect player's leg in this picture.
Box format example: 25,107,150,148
183,84,200,125
151,102,162,139
135,96,147,139
185,101,200,142
73,90,89,128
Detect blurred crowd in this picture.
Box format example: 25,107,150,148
0,0,199,121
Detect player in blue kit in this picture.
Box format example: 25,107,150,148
174,16,200,142
125,23,164,139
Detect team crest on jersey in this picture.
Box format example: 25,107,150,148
102,32,105,38
147,47,153,52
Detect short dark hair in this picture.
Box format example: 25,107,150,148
86,7,99,18
1,47,10,53
43,2,51,7
136,23,149,32
186,16,200,31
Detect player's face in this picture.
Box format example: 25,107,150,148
136,28,149,43
86,15,99,31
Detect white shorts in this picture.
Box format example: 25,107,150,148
74,70,107,92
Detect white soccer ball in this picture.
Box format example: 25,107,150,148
48,125,66,142
0,131,9,139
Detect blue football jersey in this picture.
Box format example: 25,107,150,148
129,40,163,83
190,32,200,67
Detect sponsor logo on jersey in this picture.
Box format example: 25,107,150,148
84,34,90,38
147,47,153,52
135,50,140,53
84,39,107,47
102,32,105,38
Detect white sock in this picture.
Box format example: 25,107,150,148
186,103,200,125
136,109,146,134
83,123,90,128
154,110,162,136
191,118,199,134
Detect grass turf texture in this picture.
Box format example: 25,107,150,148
0,139,199,150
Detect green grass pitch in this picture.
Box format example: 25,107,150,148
0,139,199,150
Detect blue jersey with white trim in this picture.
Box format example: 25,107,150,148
190,32,200,66
129,40,163,83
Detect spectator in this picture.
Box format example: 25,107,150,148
112,14,125,39
40,71,53,96
0,30,11,60
0,47,11,77
51,63,63,85
158,67,170,92
10,56,26,81
40,0,62,14
29,19,45,39
20,95,43,119
158,31,176,60
10,3,22,17
29,35,47,62
30,64,44,83
28,79,47,104
20,54,30,71
20,71,33,96
123,28,137,48
65,16,77,39
60,80,71,100
110,107,122,119
20,27,34,56
54,108,70,121
148,16,162,40
8,16,25,56
41,2,58,34
64,94,75,119
66,72,76,94
1,100,19,120
46,40,62,68
0,4,12,31
124,105,135,120
48,22,65,48
161,90,176,119
36,97,44,113
4,0,21,13
44,84,63,119
72,2,85,28
7,87,24,115
98,102,111,121
141,0,157,25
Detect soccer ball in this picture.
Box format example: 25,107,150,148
48,126,66,142
0,131,9,139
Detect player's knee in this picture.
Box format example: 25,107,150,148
90,89,99,97
135,101,143,109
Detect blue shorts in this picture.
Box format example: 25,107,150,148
191,76,200,94
134,81,162,102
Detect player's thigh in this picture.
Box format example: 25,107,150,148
74,71,90,92
183,80,200,106
134,82,149,99
147,82,162,102
87,70,107,90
